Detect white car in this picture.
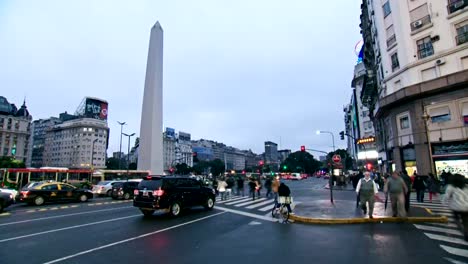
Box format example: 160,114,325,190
92,181,121,196
0,188,19,202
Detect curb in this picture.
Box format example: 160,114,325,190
289,214,448,224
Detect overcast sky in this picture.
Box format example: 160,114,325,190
0,0,361,156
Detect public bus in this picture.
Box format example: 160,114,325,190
91,169,151,185
0,167,92,190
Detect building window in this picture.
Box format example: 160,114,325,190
410,4,431,31
400,116,410,129
383,1,391,17
417,37,434,59
386,25,396,48
430,106,451,123
391,53,400,72
447,0,468,14
364,121,373,130
462,102,468,125
456,23,468,45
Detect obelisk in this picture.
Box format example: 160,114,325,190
138,21,164,174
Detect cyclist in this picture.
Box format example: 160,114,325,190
277,182,292,213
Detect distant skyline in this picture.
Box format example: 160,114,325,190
0,0,361,156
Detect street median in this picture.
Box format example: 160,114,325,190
289,214,448,225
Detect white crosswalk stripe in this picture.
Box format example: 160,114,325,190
234,198,267,207
216,196,246,204
224,198,253,205
246,199,275,209
408,195,468,262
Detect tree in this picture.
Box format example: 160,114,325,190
210,159,225,178
326,149,353,170
280,151,321,174
106,157,120,169
0,157,26,168
175,163,191,175
192,160,209,175
129,162,137,170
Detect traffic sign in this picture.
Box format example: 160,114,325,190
332,154,341,163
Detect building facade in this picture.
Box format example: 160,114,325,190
0,97,32,163
278,149,291,163
163,131,176,171
264,141,279,171
29,117,61,167
358,0,468,177
176,131,193,167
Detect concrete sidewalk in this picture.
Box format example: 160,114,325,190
290,191,448,224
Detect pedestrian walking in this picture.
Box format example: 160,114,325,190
226,176,235,199
356,171,379,218
413,173,426,203
265,177,273,198
384,172,408,217
255,178,262,197
272,176,280,206
443,173,468,241
400,170,412,212
427,173,440,203
236,177,245,196
248,178,257,201
217,179,228,201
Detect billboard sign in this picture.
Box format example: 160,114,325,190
85,98,108,120
178,132,191,142
165,127,175,139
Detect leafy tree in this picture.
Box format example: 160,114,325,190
175,163,191,175
129,162,137,170
280,151,321,174
192,160,209,175
0,157,26,168
326,149,353,170
106,157,120,169
210,159,225,178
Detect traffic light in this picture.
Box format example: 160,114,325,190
300,146,305,152
339,131,345,140
366,163,373,171
259,160,264,166
283,165,287,170
169,167,175,174
242,170,246,174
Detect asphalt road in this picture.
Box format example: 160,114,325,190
0,178,464,264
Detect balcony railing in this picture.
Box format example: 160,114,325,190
386,34,396,48
456,31,468,45
410,15,431,32
447,0,468,14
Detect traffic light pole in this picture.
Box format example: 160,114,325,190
306,147,334,204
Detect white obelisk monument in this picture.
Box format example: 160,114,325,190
138,21,164,174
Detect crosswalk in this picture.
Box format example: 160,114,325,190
215,195,280,217
410,195,468,263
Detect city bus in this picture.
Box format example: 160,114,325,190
0,167,92,190
91,170,151,185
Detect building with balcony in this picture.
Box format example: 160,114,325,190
0,97,32,163
357,0,468,177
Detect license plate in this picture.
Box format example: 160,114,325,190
143,191,148,197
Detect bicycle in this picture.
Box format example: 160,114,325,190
271,196,293,223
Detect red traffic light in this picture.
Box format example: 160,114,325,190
366,163,373,170
259,160,264,166
300,146,305,152
242,170,246,174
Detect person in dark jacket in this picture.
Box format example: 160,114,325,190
413,173,426,202
278,182,292,213
427,173,440,203
248,178,257,201
400,170,412,212
265,177,273,198
236,177,245,196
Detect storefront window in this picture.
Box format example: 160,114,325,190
435,160,468,178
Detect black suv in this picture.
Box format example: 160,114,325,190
133,176,216,217
111,181,139,200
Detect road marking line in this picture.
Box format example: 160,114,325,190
49,208,59,211
428,222,458,228
0,206,133,227
234,198,267,207
258,204,276,212
444,257,467,264
71,205,79,208
59,206,69,209
0,212,11,217
26,210,36,213
42,212,227,264
216,195,239,201
214,206,276,222
246,199,274,209
441,245,468,258
216,197,246,204
39,209,47,211
0,214,139,243
88,204,95,206
425,233,468,246
414,224,463,236
223,198,252,205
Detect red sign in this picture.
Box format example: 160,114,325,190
332,155,341,163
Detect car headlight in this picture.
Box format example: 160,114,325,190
9,194,13,199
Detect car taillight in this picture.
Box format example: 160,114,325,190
153,188,164,196
133,189,139,195
21,191,30,198
100,186,105,190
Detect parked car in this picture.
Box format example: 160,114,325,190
0,188,18,202
0,192,14,213
133,176,216,217
92,181,121,197
111,181,139,200
19,181,93,206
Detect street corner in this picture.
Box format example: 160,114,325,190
289,200,449,225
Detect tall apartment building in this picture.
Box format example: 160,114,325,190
28,117,61,167
163,129,176,171
264,141,279,171
358,0,468,177
177,131,193,167
0,97,32,163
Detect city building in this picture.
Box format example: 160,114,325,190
41,97,109,169
243,150,258,169
358,0,468,177
192,139,214,161
29,117,61,167
0,97,32,163
163,128,176,171
278,149,291,163
264,141,279,171
138,21,164,175
191,138,249,170
176,131,193,167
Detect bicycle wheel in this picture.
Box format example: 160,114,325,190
271,206,279,218
279,205,289,222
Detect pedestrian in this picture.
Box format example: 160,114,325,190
427,173,440,203
265,177,273,198
255,178,262,197
443,173,468,241
272,176,280,205
384,172,408,217
413,172,426,203
400,170,412,212
236,177,245,196
226,176,235,199
217,178,228,201
355,171,379,218
248,178,257,201
277,181,292,213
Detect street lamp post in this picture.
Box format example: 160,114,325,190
316,130,336,204
122,132,135,181
422,112,435,175
117,121,126,170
